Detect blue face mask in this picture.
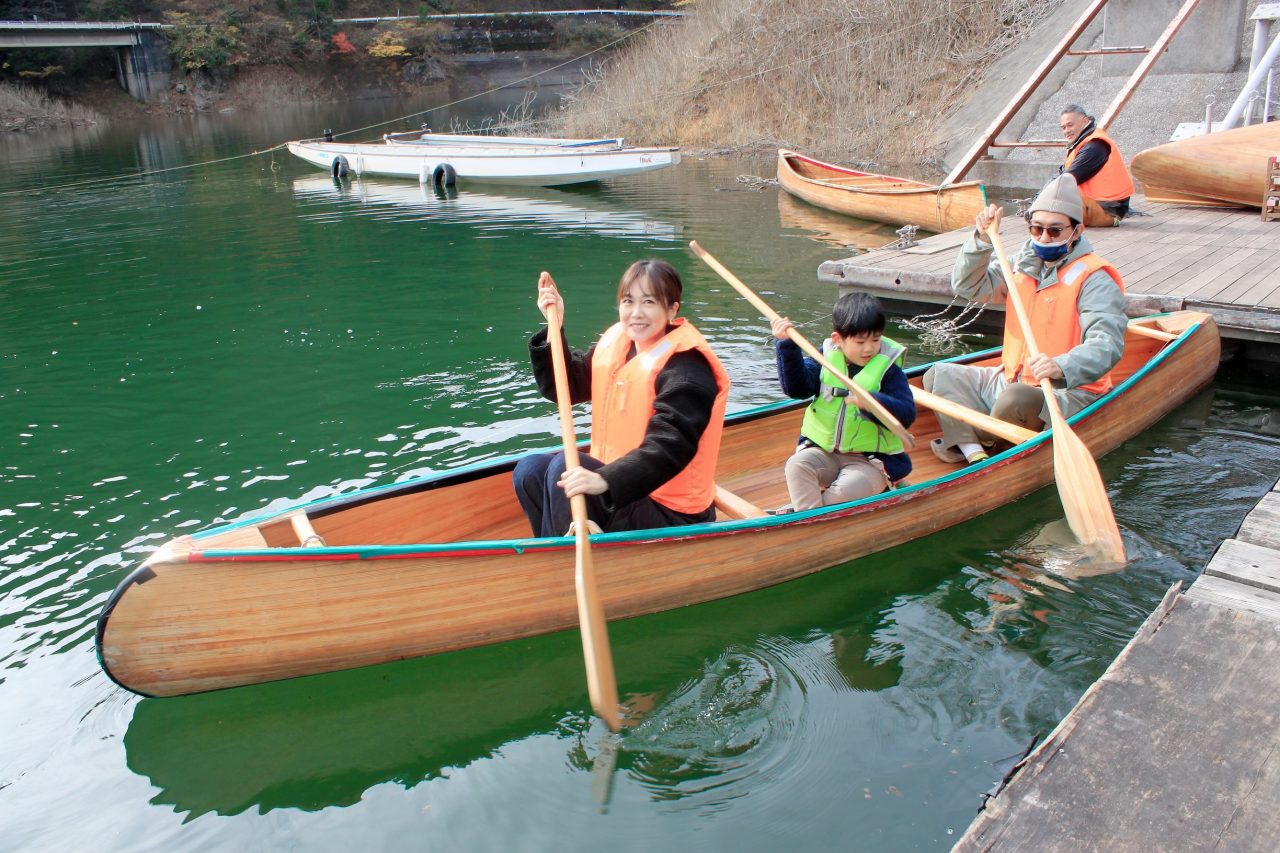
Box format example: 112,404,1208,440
1031,237,1072,262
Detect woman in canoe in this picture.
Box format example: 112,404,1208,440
513,259,731,537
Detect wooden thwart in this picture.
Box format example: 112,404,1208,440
714,485,768,520
290,513,326,548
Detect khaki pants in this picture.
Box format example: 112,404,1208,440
922,363,1100,449
785,445,890,511
1082,195,1121,227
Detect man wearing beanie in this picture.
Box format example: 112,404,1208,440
923,173,1127,465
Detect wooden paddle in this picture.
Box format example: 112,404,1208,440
689,241,1040,448
689,241,916,449
984,227,1126,562
539,271,622,733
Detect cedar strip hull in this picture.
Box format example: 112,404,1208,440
1130,122,1280,209
776,149,988,233
97,314,1219,697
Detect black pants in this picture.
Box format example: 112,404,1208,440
512,450,713,537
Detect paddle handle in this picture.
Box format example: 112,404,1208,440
539,271,621,733
689,241,915,450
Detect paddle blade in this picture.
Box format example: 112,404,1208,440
575,530,621,732
1049,413,1126,563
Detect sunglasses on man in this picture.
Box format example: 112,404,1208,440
1023,218,1075,240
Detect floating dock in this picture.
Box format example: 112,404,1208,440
819,200,1280,354
953,476,1280,851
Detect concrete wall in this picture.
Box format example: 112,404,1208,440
1101,0,1247,75
939,0,1259,190
114,32,171,102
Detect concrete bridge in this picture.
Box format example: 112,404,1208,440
0,21,171,100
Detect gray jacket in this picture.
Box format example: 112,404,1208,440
951,231,1126,391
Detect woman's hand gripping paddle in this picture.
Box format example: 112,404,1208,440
539,271,622,733
984,228,1126,562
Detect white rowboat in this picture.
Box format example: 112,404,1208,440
286,135,680,187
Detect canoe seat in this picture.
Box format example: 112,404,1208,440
714,484,767,520
290,513,327,548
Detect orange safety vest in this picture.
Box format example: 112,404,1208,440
1064,127,1135,203
589,318,731,514
1002,252,1125,396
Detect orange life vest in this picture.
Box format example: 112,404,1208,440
1064,127,1135,202
589,318,730,514
1002,252,1125,396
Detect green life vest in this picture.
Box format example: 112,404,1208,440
800,337,906,454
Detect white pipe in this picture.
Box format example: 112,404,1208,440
1221,29,1280,129
1266,68,1275,123
1244,18,1269,123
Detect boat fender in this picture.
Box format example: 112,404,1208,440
331,155,350,180
432,162,457,190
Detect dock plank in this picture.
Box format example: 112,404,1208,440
1183,572,1280,620
1203,538,1280,594
1236,491,1280,550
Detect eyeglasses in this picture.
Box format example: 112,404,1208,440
1025,220,1072,240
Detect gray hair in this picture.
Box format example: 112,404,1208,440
1061,104,1093,120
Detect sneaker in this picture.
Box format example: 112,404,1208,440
930,438,966,464
767,504,794,516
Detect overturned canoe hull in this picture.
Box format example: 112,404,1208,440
776,149,988,233
1131,122,1280,208
96,313,1219,697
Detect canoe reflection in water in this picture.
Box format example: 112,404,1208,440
291,176,681,243
776,190,901,252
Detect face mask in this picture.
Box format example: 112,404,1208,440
1031,237,1072,262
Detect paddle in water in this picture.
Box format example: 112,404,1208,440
984,226,1126,563
539,271,622,733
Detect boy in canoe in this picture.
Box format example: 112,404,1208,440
770,292,916,511
924,173,1127,465
514,259,731,536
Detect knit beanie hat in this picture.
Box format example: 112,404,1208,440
1030,173,1083,224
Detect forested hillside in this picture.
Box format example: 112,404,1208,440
1,0,666,85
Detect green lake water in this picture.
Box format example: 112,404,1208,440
2,85,1278,851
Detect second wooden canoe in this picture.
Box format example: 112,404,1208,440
1130,121,1280,208
776,149,988,233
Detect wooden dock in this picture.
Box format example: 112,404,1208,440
953,477,1280,852
819,200,1280,348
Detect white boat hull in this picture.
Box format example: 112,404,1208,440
286,140,680,186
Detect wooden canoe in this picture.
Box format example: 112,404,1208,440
96,312,1219,697
1130,122,1280,208
776,149,988,233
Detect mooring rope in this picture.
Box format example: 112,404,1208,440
900,295,989,354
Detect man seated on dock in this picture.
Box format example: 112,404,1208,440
923,173,1127,465
1059,104,1135,227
